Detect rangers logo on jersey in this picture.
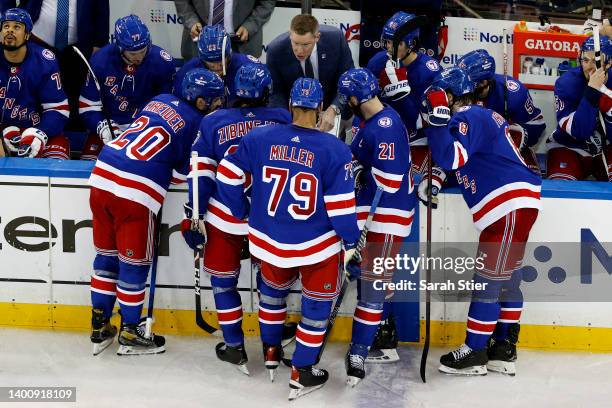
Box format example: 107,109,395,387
160,50,172,61
42,49,56,60
378,117,392,128
506,80,520,92
426,60,440,71
459,122,468,135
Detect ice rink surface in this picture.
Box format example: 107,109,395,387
1,327,611,408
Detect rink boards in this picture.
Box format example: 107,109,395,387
1,159,611,351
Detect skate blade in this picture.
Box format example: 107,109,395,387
366,348,400,364
438,364,487,376
487,360,516,376
116,345,166,356
288,384,325,401
269,369,275,382
235,364,250,376
346,376,362,388
92,338,114,356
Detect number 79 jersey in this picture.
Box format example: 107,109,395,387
89,93,205,214
215,124,361,268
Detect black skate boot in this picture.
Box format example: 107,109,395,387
216,342,249,376
288,365,329,401
117,320,165,356
366,316,399,363
439,344,488,376
263,343,282,382
90,308,117,356
345,349,366,387
487,323,519,376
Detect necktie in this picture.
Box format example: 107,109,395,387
304,58,314,79
211,0,225,26
55,0,70,50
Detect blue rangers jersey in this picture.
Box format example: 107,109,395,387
0,42,68,136
367,51,441,144
89,94,204,214
79,44,176,131
479,73,545,147
426,105,541,231
215,124,360,268
351,105,415,237
173,53,259,106
549,66,612,152
190,106,291,235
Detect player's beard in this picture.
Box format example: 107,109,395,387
3,38,26,51
349,102,364,120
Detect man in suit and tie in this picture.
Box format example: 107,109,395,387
266,14,354,132
174,0,275,60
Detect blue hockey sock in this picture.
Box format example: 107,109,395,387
211,275,243,347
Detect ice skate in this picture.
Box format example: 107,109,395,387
263,343,282,382
288,365,328,401
216,342,249,376
439,344,488,376
90,309,117,356
487,339,517,376
366,317,400,364
345,350,365,387
116,320,165,356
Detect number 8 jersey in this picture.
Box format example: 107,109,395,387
89,93,205,214
215,124,361,268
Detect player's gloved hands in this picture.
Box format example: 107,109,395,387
180,203,207,250
351,160,366,193
2,126,22,155
587,132,604,156
417,166,446,209
96,119,122,144
18,128,47,158
423,86,451,126
380,59,410,101
599,92,612,117
508,123,528,149
343,241,362,281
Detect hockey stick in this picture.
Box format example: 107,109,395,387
145,208,163,338
502,28,509,120
314,186,384,364
419,152,434,383
593,29,610,180
191,151,219,334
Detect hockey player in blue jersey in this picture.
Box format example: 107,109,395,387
180,63,291,374
423,67,541,376
174,24,259,107
88,68,224,356
457,49,546,174
337,68,416,384
215,77,361,400
0,8,70,159
546,35,612,181
78,15,176,160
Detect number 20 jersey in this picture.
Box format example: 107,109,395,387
89,93,205,214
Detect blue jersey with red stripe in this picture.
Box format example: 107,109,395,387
425,105,541,231
350,105,415,237
0,42,68,136
190,106,291,235
215,123,360,268
79,44,176,131
479,74,545,147
549,66,612,152
89,93,204,214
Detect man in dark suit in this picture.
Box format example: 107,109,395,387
266,14,354,132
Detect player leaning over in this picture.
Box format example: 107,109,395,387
423,67,540,376
457,49,546,174
79,15,176,160
181,63,291,374
0,8,70,159
337,68,415,385
174,24,259,106
88,69,225,356
215,78,361,400
546,35,612,181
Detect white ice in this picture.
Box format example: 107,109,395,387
1,327,611,408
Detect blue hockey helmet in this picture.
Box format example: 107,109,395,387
381,12,420,46
198,24,231,63
289,77,323,109
457,49,496,82
580,34,612,61
337,68,380,107
114,15,151,52
235,63,272,99
180,68,225,105
1,8,33,32
432,67,475,97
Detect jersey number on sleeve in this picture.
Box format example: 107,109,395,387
378,142,395,160
109,116,171,161
262,166,317,220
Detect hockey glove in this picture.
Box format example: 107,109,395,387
18,128,48,158
587,132,604,156
508,124,528,150
343,241,362,282
2,126,22,155
379,59,410,101
180,203,207,250
417,166,446,209
351,160,367,194
423,87,451,126
97,119,122,144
